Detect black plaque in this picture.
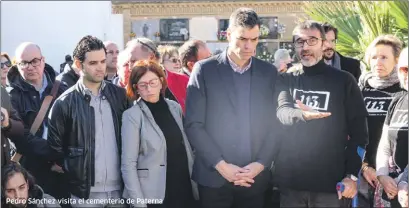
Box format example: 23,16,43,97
159,19,190,41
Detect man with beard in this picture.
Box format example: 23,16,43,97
322,23,361,81
2,162,59,208
47,36,130,206
274,20,369,207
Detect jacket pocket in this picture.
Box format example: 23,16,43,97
65,147,85,182
137,169,149,178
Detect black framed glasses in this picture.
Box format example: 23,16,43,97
294,37,323,48
136,78,160,91
17,57,42,68
1,61,11,68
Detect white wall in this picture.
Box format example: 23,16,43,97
189,17,218,41
1,1,123,73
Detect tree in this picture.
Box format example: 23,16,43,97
303,1,408,63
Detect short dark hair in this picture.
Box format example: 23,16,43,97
322,22,338,39
126,60,167,100
73,35,106,62
228,7,261,30
178,40,205,68
65,54,72,62
292,20,326,43
2,162,39,203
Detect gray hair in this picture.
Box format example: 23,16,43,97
126,37,160,60
292,20,326,42
273,49,291,68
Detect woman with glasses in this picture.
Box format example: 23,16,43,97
121,60,197,208
358,35,404,207
376,47,408,208
1,53,12,87
158,45,182,74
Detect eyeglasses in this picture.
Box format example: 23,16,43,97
136,78,160,91
294,37,323,48
17,57,42,68
1,61,11,68
166,58,181,64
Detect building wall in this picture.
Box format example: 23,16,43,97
1,1,123,72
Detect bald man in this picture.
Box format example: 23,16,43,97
7,42,68,202
103,41,119,82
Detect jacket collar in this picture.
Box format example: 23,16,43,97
8,65,54,92
76,77,107,98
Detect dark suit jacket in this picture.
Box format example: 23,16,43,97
184,50,280,188
339,52,361,81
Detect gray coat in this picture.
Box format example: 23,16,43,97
121,98,198,207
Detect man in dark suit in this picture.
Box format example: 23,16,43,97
185,7,280,208
322,23,362,81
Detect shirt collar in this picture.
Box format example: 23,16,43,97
227,53,252,74
79,77,106,97
38,74,48,97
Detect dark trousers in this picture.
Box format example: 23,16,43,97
198,170,270,208
280,188,351,208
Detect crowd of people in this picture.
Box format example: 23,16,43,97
0,7,407,208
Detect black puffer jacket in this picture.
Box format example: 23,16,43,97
6,64,67,157
6,64,68,193
47,80,131,199
56,65,79,89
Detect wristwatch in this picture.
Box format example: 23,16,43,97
346,174,358,182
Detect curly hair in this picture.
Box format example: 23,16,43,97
73,35,106,62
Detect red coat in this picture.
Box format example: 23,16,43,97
166,70,189,114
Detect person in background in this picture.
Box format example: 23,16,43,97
121,60,197,208
178,40,212,77
47,35,130,207
273,49,293,74
322,23,361,81
60,55,73,73
1,162,60,208
1,52,12,87
274,20,368,207
359,35,404,207
376,47,408,208
158,45,182,74
124,38,182,108
56,54,81,88
158,45,189,113
103,41,119,82
185,8,280,208
7,42,67,201
1,86,24,167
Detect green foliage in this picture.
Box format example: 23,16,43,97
303,1,408,63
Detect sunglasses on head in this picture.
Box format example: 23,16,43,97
1,61,11,68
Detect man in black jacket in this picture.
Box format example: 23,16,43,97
274,21,369,207
8,42,68,201
322,23,362,81
47,35,131,205
56,61,80,88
